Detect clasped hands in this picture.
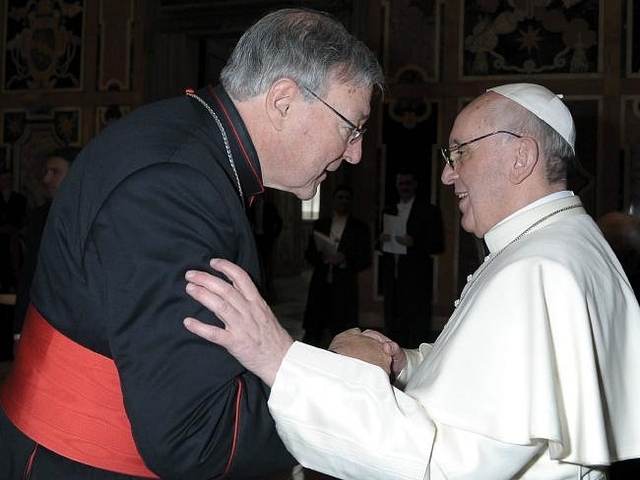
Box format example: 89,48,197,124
329,328,406,379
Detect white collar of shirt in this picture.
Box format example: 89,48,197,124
484,191,583,254
397,196,415,218
331,214,348,242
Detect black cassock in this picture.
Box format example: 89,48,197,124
0,85,294,479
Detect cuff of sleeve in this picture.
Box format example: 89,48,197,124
394,345,430,389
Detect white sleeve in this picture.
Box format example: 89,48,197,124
394,344,431,389
268,342,434,480
268,343,558,480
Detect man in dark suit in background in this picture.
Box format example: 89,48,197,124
379,167,444,347
0,168,26,362
13,147,80,341
302,184,371,347
0,169,26,294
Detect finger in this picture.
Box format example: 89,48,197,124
183,317,229,345
362,329,389,342
185,281,236,319
185,269,234,296
341,327,362,335
209,258,263,301
185,269,255,320
382,341,396,355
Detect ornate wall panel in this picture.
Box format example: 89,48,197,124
98,0,133,91
381,0,440,82
461,0,601,77
376,0,443,302
95,104,130,132
3,0,84,91
381,98,439,202
0,0,144,209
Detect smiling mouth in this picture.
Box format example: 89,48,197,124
456,192,469,200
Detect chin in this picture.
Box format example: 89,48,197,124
460,218,476,236
299,186,319,201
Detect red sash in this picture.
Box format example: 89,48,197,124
0,305,159,478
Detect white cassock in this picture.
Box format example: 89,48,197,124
268,193,640,480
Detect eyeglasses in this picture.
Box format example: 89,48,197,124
440,130,522,169
303,87,366,144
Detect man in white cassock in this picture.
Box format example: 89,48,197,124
182,83,640,480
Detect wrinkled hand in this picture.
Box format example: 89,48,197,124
183,258,294,387
328,328,392,377
361,329,407,379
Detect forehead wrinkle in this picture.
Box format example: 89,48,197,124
451,94,515,148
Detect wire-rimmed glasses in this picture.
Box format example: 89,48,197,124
440,130,522,169
303,87,367,144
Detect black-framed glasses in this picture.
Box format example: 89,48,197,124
440,130,522,169
303,87,366,144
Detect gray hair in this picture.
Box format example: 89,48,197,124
517,112,574,184
491,97,574,185
220,8,384,100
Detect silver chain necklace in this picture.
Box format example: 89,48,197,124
454,203,582,308
186,92,245,209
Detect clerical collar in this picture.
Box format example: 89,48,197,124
484,194,583,253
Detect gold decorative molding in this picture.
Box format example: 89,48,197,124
460,0,601,78
96,104,130,132
382,0,440,82
3,0,84,91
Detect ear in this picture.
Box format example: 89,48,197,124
265,78,299,131
509,137,539,185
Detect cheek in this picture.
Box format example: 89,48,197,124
306,140,345,172
468,183,505,236
283,153,326,188
460,201,479,232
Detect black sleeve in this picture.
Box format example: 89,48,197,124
89,163,294,478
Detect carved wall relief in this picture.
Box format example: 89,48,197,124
462,0,600,77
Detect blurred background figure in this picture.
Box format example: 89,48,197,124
379,167,444,348
13,147,80,340
0,169,26,294
597,211,640,298
302,184,371,348
249,194,283,303
0,168,25,362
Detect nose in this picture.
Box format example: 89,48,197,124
43,171,53,185
441,163,457,185
342,140,363,164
